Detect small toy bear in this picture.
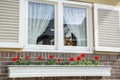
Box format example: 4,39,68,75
64,37,73,46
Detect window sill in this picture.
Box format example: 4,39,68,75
23,45,93,53
8,65,111,78
22,49,93,53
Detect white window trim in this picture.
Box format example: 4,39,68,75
21,0,93,53
59,1,93,53
94,4,120,52
23,0,57,51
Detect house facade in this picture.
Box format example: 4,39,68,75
0,0,120,80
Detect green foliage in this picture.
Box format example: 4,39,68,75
12,55,100,66
69,59,99,66
14,59,32,65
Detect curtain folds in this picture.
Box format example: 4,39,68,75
64,7,87,46
28,2,54,44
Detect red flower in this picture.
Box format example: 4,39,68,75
80,54,86,57
49,54,54,59
57,58,61,62
70,57,74,61
76,56,82,61
12,57,17,62
94,55,99,60
25,55,29,60
38,56,42,60
16,56,20,60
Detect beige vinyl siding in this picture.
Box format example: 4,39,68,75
0,0,19,43
94,4,120,52
98,9,120,47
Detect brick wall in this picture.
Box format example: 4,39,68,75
0,51,120,80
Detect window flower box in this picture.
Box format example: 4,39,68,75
8,65,111,78
8,54,111,78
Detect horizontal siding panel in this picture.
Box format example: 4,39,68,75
0,28,18,31
99,27,119,34
0,7,19,11
99,42,120,45
0,1,19,6
98,14,119,17
99,24,119,27
0,10,19,14
98,13,118,16
0,13,19,17
0,40,18,43
99,39,120,42
0,19,19,23
0,21,19,26
0,0,19,3
0,25,18,28
0,3,19,8
99,35,120,38
99,43,120,47
99,44,120,47
0,31,19,34
99,19,119,23
0,36,18,39
0,0,19,44
99,31,119,34
0,37,18,40
0,16,18,20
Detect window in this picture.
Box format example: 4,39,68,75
63,6,87,47
24,0,93,53
28,2,55,45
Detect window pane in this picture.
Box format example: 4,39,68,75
28,2,55,45
63,6,87,46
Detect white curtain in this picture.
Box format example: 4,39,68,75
28,2,54,44
64,7,87,46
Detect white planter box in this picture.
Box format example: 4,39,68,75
8,65,111,78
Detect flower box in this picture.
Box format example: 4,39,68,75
8,65,111,78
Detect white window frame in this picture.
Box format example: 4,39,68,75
23,0,58,51
22,0,93,53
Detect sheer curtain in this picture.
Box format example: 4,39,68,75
28,2,54,44
64,7,87,46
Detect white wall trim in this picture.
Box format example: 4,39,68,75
19,0,25,48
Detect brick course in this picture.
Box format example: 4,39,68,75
0,51,120,80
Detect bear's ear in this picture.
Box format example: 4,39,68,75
68,37,71,39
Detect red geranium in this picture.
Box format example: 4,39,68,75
94,55,99,60
16,56,20,60
38,56,42,60
57,58,61,62
80,54,86,57
25,55,29,60
12,57,17,62
49,54,54,59
76,56,82,61
70,57,74,61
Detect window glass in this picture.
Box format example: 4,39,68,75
63,6,87,46
28,2,55,45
